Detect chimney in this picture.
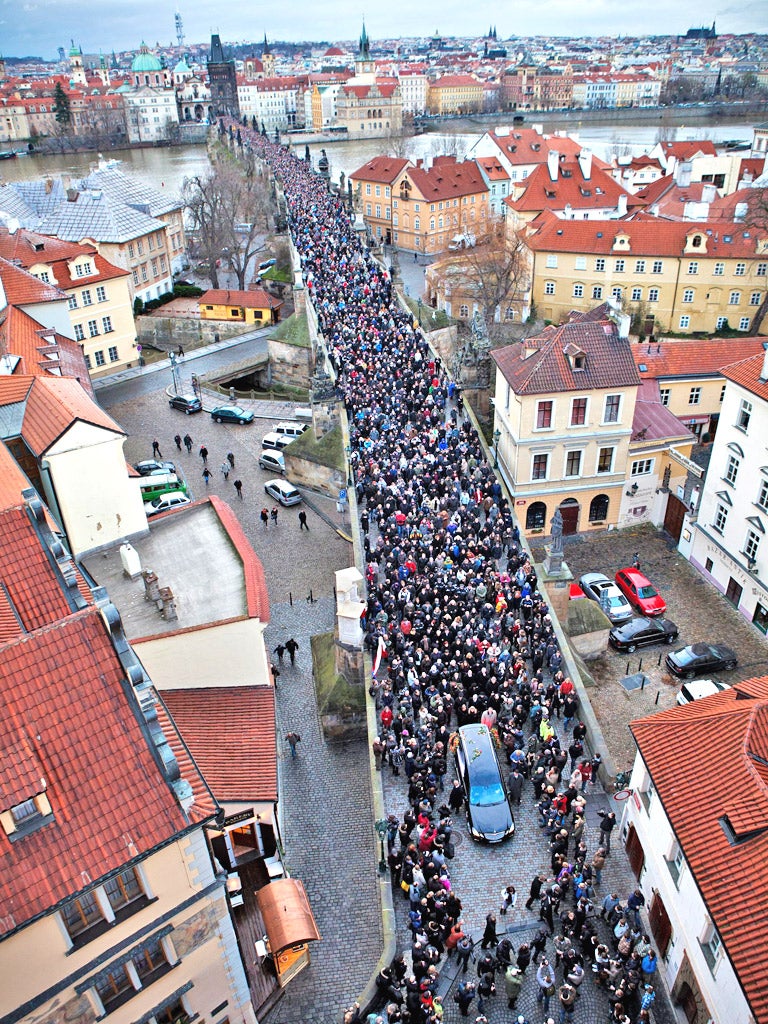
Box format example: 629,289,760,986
675,160,692,188
66,189,79,203
578,148,593,180
760,342,768,384
44,176,53,194
547,149,559,182
701,183,717,204
617,193,627,217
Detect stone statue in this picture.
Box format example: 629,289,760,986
550,508,564,553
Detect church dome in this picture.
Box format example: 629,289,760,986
131,43,162,73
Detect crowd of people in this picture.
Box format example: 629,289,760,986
223,120,658,1024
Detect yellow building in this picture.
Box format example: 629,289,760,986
523,213,768,336
335,78,403,139
199,287,282,323
492,303,641,536
427,74,484,115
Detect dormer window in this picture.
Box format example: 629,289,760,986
573,354,585,370
1,792,54,841
74,261,94,278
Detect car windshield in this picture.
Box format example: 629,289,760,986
637,585,658,599
606,595,626,608
471,781,506,807
675,648,699,664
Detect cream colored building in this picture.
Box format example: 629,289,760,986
427,74,484,115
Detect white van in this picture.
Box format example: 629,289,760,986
275,420,308,438
262,431,293,451
258,450,286,475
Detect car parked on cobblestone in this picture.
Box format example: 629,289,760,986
615,567,667,617
144,491,191,517
455,724,515,843
134,459,177,476
211,405,254,425
666,642,738,678
578,572,633,624
169,393,202,414
609,616,679,653
264,479,302,506
676,678,732,704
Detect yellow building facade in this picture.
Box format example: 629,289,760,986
427,75,484,115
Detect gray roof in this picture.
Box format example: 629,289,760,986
80,167,182,219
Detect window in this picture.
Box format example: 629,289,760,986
729,291,740,305
597,447,614,474
713,262,724,276
96,285,107,302
74,261,93,277
133,935,169,984
570,397,587,426
713,504,729,533
366,203,372,216
575,256,586,270
689,387,701,405
565,450,582,477
737,399,752,432
74,323,85,342
739,317,751,331
659,388,670,407
679,315,690,329
505,307,515,320
734,262,746,276
648,287,659,302
631,287,642,301
544,281,555,295
700,925,723,973
651,260,663,274
141,265,148,283
536,401,553,429
84,354,92,369
682,288,694,303
365,184,371,195
573,283,584,298
603,394,620,423
61,891,102,939
95,965,133,1011
37,270,50,283
666,843,686,887
687,261,699,275
757,262,767,277
611,287,622,301
614,259,625,273
745,530,760,562
132,269,139,286
635,260,646,273
589,494,609,522
751,292,762,306
137,240,144,256
68,294,78,310
526,500,547,529
88,319,99,338
716,316,728,329
631,459,654,475
725,454,740,484
102,316,113,334
160,255,167,272
592,286,603,300
108,346,119,362
103,868,143,911
94,351,105,366
532,454,548,480
82,289,93,306
459,304,469,318
595,258,605,272
151,258,158,276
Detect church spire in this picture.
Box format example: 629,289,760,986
358,20,370,60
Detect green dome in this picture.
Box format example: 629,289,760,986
174,58,190,74
132,43,162,73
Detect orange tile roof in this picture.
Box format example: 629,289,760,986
476,157,509,181
199,288,282,310
21,376,124,455
721,350,768,402
634,338,766,380
630,677,768,1023
0,374,34,407
162,686,277,803
507,159,640,214
0,257,67,305
0,229,126,288
660,139,718,160
407,157,488,203
350,156,410,185
430,74,482,89
0,607,214,936
209,495,270,623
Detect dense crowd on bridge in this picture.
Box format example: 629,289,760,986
224,120,659,1024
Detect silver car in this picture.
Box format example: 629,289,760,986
578,572,633,624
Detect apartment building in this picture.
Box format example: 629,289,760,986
427,74,483,115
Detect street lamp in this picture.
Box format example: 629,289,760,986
493,428,501,469
344,443,353,487
417,297,423,327
169,350,181,395
374,818,388,874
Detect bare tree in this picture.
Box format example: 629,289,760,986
182,162,274,290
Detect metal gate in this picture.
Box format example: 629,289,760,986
663,493,687,542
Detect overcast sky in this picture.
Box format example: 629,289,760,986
1,0,766,59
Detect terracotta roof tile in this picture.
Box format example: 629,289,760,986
407,157,488,203
162,686,277,803
350,156,410,185
506,159,640,214
199,288,282,310
0,257,67,304
630,677,768,1022
0,376,34,407
21,376,123,456
721,351,768,402
634,338,766,380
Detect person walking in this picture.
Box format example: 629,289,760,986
177,344,185,357
597,810,617,855
499,885,517,916
535,958,557,1016
454,978,476,1017
183,433,193,453
227,452,235,469
455,935,473,974
152,439,163,458
199,444,208,465
558,982,577,1023
221,460,230,481
285,637,299,665
234,479,243,499
260,508,269,529
274,643,286,665
174,434,182,452
504,965,523,1010
480,911,498,949
270,507,279,527
202,467,212,487
285,732,301,759
298,509,309,530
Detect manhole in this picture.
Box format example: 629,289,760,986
449,831,464,848
620,672,651,692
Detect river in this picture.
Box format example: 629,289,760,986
0,114,760,201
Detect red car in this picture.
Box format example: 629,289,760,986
614,567,667,617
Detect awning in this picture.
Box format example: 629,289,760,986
255,878,321,952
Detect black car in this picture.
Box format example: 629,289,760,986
134,459,177,476
210,405,255,425
169,393,202,414
665,643,738,679
455,724,514,843
609,616,679,653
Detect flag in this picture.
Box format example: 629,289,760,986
372,635,386,678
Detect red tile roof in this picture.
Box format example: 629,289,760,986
484,128,605,169
492,313,640,394
0,374,34,408
430,74,482,89
659,139,718,161
0,607,214,936
631,397,695,444
162,687,277,803
634,338,766,380
506,158,641,215
21,376,124,455
350,156,410,185
0,228,129,288
476,157,509,182
0,257,67,305
200,288,282,310
630,676,768,1023
407,157,488,203
721,350,768,402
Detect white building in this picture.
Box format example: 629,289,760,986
121,43,179,144
397,68,428,116
625,677,768,1024
685,345,768,636
237,76,301,132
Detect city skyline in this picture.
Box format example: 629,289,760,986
1,0,766,60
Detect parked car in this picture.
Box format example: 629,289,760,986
144,491,191,517
455,723,515,844
169,393,202,414
264,479,302,506
258,450,286,475
138,473,188,504
615,567,667,617
134,459,176,477
578,572,633,624
609,616,679,653
665,643,738,679
258,258,277,271
262,431,293,451
210,405,254,425
676,678,732,705
275,421,309,438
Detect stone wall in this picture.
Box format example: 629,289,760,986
136,315,251,348
267,337,312,389
284,453,345,499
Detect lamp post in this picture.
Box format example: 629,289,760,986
417,297,423,327
344,443,353,487
169,350,181,395
493,428,501,469
374,818,388,874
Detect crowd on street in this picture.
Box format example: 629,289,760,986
224,120,662,1024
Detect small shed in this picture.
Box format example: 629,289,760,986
255,878,321,987
199,288,283,324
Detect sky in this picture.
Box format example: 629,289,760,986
1,0,766,59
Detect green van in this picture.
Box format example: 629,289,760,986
138,472,188,503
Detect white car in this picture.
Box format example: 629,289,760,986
578,572,633,624
258,451,286,475
676,679,732,705
144,491,191,517
264,479,302,507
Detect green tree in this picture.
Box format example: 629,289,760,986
53,83,71,126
